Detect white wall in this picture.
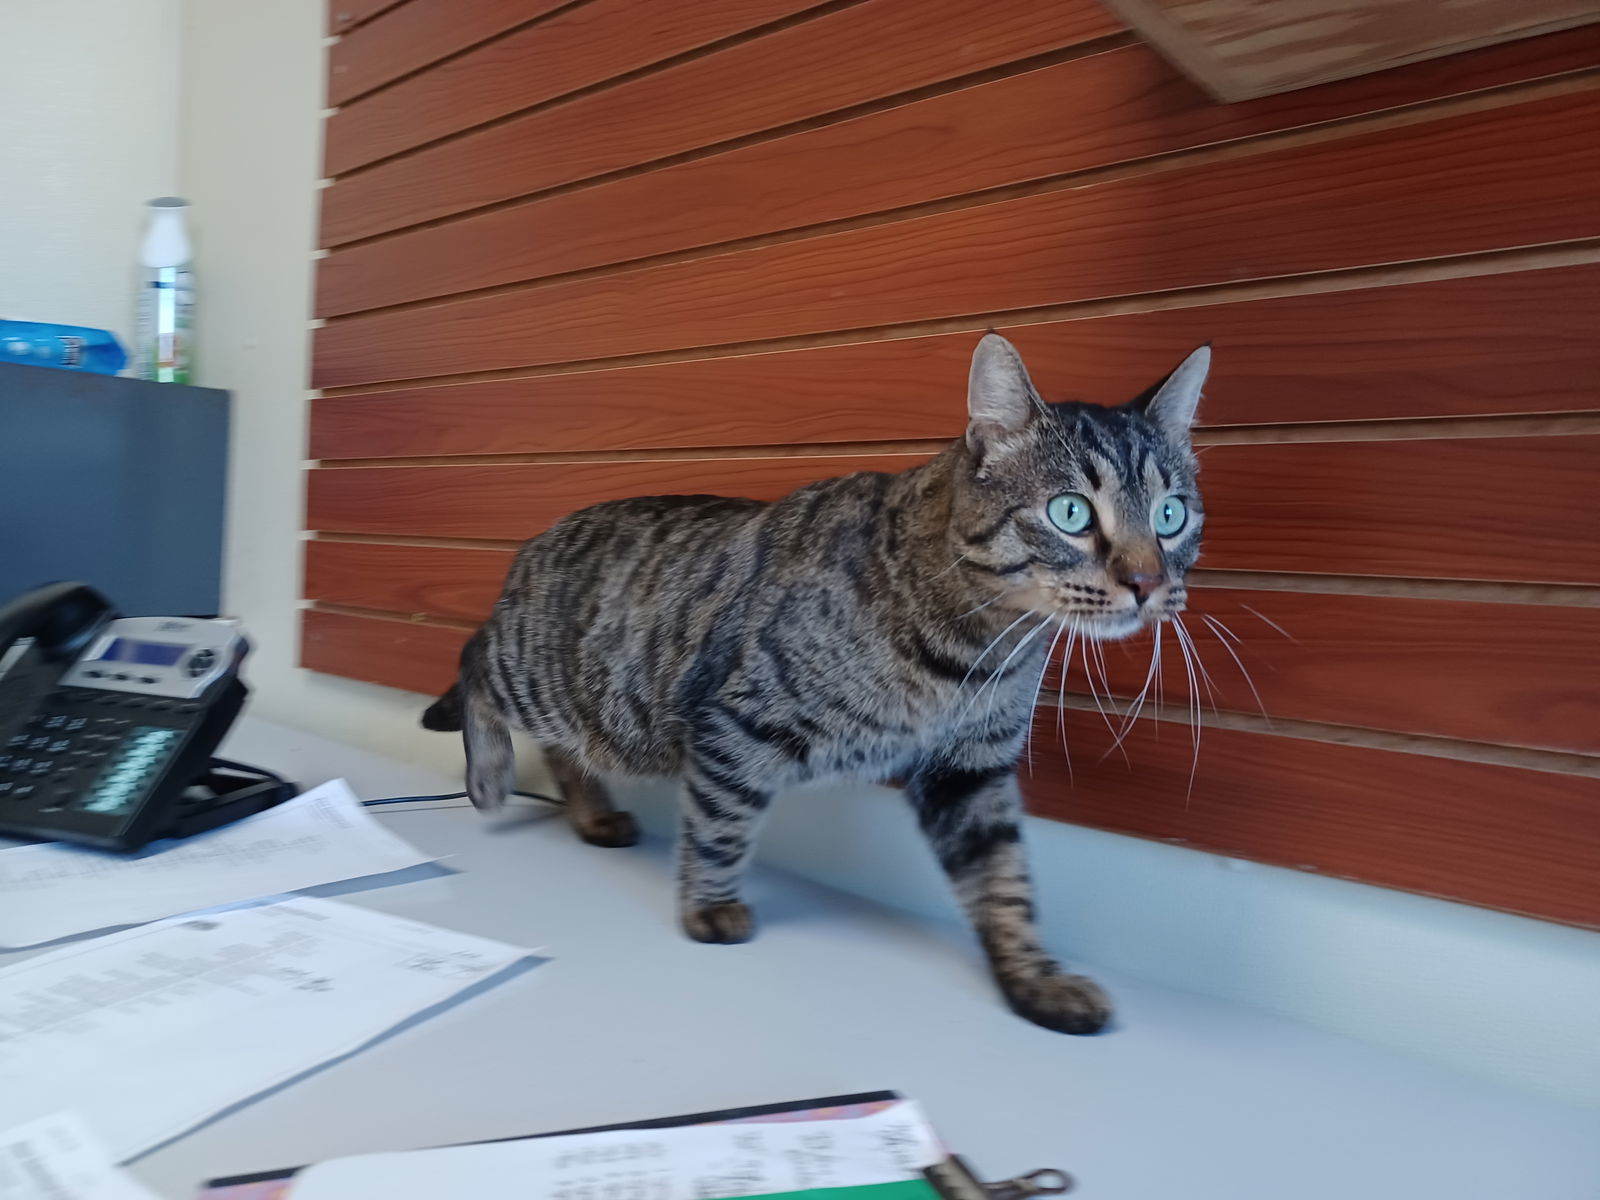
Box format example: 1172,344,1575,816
0,0,182,351
174,0,1600,1111
178,0,471,780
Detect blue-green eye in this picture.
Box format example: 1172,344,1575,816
1154,495,1188,537
1047,493,1094,535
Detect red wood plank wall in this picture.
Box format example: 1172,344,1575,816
307,2,1600,928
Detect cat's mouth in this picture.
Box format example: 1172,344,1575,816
1069,605,1181,641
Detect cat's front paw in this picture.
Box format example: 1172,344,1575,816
1000,971,1113,1034
682,901,755,944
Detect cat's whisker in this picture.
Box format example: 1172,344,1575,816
1056,623,1077,784
956,593,1004,620
959,612,1051,724
1024,617,1070,778
1200,612,1244,646
1172,616,1220,714
1077,633,1128,764
1104,623,1162,760
1170,618,1203,804
932,551,973,579
1240,602,1298,644
1201,613,1270,723
980,612,1056,720
959,609,1035,689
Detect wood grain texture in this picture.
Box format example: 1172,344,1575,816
310,264,1600,457
1045,589,1600,755
328,0,406,37
1026,710,1600,927
318,0,1122,244
305,435,1600,583
327,0,570,107
306,453,929,540
304,540,511,624
1105,0,1600,101
1197,436,1600,585
303,542,1600,755
301,608,466,695
295,607,1600,927
325,0,831,175
317,28,1600,315
313,90,1600,387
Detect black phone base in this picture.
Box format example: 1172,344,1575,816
164,760,297,841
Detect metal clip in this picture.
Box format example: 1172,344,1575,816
983,1168,1074,1200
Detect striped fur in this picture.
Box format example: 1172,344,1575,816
423,334,1209,1033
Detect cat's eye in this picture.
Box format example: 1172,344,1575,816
1047,493,1094,535
1153,495,1188,537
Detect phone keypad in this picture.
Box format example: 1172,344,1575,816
0,688,194,816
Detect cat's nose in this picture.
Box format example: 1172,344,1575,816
1119,570,1167,607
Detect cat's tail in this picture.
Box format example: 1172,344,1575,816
423,629,514,811
421,684,463,731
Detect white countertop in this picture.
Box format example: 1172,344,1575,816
19,719,1600,1198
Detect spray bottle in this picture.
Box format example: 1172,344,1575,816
135,197,195,383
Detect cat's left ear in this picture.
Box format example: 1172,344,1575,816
1134,343,1211,440
967,332,1041,457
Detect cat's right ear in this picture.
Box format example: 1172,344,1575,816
966,333,1039,463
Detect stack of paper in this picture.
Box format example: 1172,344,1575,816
0,898,539,1163
0,780,435,948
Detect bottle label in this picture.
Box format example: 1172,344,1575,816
136,266,194,384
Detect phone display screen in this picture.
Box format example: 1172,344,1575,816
97,638,187,667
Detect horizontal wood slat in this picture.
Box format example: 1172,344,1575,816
305,435,1600,584
1028,711,1600,928
305,541,510,623
317,28,1600,316
310,264,1600,457
297,607,1600,927
327,0,569,107
313,90,1600,387
304,542,1600,756
306,453,929,539
301,608,465,694
1048,589,1600,755
1198,436,1600,585
325,0,831,176
318,0,1122,244
328,0,405,37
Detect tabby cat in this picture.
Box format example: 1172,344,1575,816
423,333,1209,1034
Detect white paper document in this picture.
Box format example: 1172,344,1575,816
0,897,538,1162
295,1102,943,1200
0,1114,162,1200
0,779,434,946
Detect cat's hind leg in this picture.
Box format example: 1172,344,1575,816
544,745,639,847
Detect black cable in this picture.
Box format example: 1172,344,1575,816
208,755,563,809
361,788,565,808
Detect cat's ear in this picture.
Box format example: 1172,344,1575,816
966,332,1040,456
1135,343,1210,440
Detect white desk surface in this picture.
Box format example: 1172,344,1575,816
21,720,1600,1198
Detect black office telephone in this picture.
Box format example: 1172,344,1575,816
0,583,293,850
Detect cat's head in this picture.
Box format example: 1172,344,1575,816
950,332,1208,640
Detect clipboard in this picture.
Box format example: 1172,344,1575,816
196,1092,1072,1198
